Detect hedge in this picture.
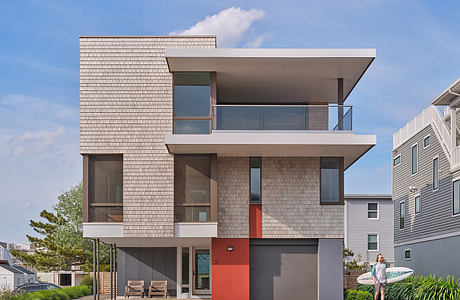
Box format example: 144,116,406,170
8,286,92,300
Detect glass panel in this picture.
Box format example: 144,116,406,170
368,203,378,210
412,145,418,174
250,157,261,203
174,120,210,134
89,156,123,204
216,106,259,130
454,180,460,215
175,155,211,205
195,250,210,290
415,196,420,214
424,136,430,147
174,72,210,86
321,158,339,203
260,107,306,130
89,206,123,222
368,211,378,219
393,156,400,166
174,206,210,222
182,248,189,289
405,250,411,259
400,202,405,229
174,86,210,117
368,235,378,250
433,158,439,190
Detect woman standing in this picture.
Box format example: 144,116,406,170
371,254,387,300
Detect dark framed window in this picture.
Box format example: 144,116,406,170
250,157,261,204
367,234,378,251
393,155,401,167
453,180,460,215
86,155,123,223
320,157,344,204
400,201,405,229
174,155,213,222
433,157,439,190
415,195,421,214
173,72,211,134
404,249,411,260
368,203,378,219
411,144,418,174
424,135,430,148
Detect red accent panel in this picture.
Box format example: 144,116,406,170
249,204,262,238
212,238,249,300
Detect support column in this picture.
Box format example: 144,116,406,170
451,107,457,149
188,247,193,299
114,244,117,298
176,247,182,298
96,239,100,300
93,240,96,300
337,78,344,130
110,244,113,300
318,239,343,300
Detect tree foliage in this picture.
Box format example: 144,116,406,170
11,183,109,272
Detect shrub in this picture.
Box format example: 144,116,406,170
345,289,373,300
414,275,460,300
6,286,93,300
79,276,92,288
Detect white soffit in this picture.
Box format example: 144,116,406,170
165,48,376,103
431,78,460,106
83,223,123,238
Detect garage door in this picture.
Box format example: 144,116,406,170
250,239,318,300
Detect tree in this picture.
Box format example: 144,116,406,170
12,183,109,272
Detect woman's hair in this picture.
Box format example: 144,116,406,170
376,253,385,262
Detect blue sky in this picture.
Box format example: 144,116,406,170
1,0,459,243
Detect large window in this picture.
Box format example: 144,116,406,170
173,73,211,134
250,157,261,204
454,180,460,216
175,155,212,222
87,155,123,222
400,201,405,229
320,158,344,204
411,144,418,175
433,157,439,190
367,234,378,251
415,195,421,214
368,203,378,219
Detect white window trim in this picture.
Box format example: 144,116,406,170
414,194,421,215
400,200,405,230
433,156,439,192
453,178,460,218
367,201,379,220
404,248,411,261
393,154,401,168
423,134,431,148
411,143,418,176
367,233,380,251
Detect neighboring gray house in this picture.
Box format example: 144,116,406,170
392,78,460,277
344,195,394,265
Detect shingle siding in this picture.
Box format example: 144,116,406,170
80,37,216,237
261,157,343,238
393,124,460,244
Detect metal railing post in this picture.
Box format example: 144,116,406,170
96,239,100,300
110,244,113,300
93,240,96,300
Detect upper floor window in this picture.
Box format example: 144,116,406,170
250,157,261,204
86,155,123,222
367,234,378,251
415,195,421,214
393,155,401,167
424,135,430,148
368,203,378,219
411,144,418,175
433,157,439,190
320,158,344,204
404,249,411,260
400,201,405,229
453,179,460,216
173,72,211,134
174,155,213,222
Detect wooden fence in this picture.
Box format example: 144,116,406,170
89,272,118,295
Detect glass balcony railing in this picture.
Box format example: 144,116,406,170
213,105,352,131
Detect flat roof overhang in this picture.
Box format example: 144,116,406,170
165,48,375,103
165,132,376,170
431,78,460,106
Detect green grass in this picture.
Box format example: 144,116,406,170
6,286,92,300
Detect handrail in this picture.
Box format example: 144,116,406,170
213,104,352,108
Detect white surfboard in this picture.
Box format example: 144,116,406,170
357,267,414,285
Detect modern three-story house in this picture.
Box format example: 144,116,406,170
80,36,376,300
392,78,460,277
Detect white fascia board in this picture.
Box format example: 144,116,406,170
174,223,217,238
83,223,123,238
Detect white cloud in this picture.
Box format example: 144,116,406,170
171,7,266,47
244,33,269,48
10,127,65,157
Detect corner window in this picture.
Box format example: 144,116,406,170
433,157,439,190
393,155,401,167
411,144,418,175
453,180,460,216
404,249,411,260
367,234,378,251
400,201,405,229
415,195,421,214
423,135,430,148
174,155,212,222
173,72,211,134
367,203,378,219
320,157,344,204
250,157,261,204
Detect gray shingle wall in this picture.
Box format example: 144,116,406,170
392,124,460,244
217,157,250,238
80,37,216,237
261,157,344,238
